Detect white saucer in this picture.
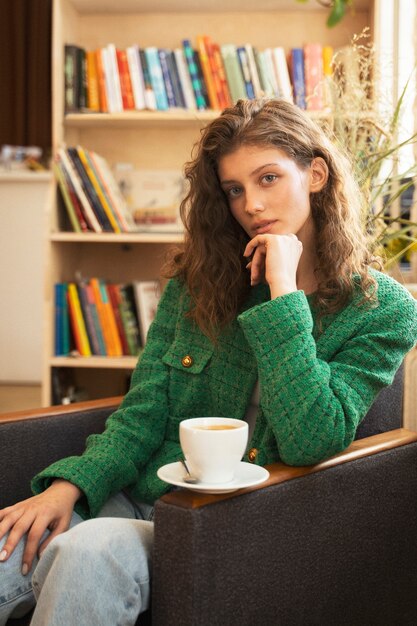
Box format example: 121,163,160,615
157,461,270,494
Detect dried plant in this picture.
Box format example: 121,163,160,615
322,31,417,269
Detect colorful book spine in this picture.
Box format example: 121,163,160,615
54,283,70,356
260,49,280,97
106,43,124,113
173,48,196,110
166,50,186,108
158,48,178,107
77,280,106,356
67,283,92,356
245,44,263,98
94,48,108,112
220,44,247,103
76,145,122,233
64,44,80,112
53,160,82,233
237,46,255,99
126,45,146,110
58,147,102,233
212,43,232,108
86,50,100,111
107,283,131,355
66,147,113,232
272,47,293,102
145,47,169,110
90,278,123,357
290,48,306,109
116,48,135,110
203,35,226,109
119,284,142,355
304,43,324,110
139,48,157,110
196,35,219,109
182,39,207,109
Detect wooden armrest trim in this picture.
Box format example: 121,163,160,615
0,396,123,424
160,428,417,510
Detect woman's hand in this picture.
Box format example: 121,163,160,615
0,479,82,574
244,233,303,299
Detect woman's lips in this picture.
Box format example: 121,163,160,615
253,220,277,234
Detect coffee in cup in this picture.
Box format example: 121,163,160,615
179,417,248,484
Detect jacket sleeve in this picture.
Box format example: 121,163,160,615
31,278,183,518
237,285,417,466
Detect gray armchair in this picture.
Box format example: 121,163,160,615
2,366,417,625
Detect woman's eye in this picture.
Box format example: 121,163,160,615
262,174,277,184
227,186,242,198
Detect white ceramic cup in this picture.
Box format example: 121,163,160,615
179,417,249,484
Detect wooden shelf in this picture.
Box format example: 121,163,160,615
50,356,139,369
50,231,184,243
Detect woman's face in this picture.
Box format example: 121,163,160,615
218,144,324,246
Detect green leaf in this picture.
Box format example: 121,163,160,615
327,0,347,27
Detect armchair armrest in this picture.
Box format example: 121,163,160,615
153,429,417,626
0,397,122,508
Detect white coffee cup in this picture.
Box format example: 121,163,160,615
179,417,249,484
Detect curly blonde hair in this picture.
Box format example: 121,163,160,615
166,98,377,339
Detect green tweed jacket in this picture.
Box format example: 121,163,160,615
32,270,417,518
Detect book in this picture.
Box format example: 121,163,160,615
221,44,247,103
166,50,186,108
289,48,306,109
106,43,124,113
212,43,232,108
54,283,70,356
107,283,131,355
261,49,280,97
304,43,324,110
196,35,219,109
182,39,207,109
138,48,157,110
64,44,80,112
133,280,161,345
203,35,227,109
158,48,178,108
118,284,142,355
237,46,255,99
76,145,122,233
245,44,263,98
86,50,100,111
57,148,102,233
174,48,197,110
254,48,275,97
67,282,92,356
90,278,123,357
116,48,135,110
100,46,117,113
94,48,108,112
53,159,82,233
77,47,88,110
127,169,185,232
145,47,169,110
66,147,114,232
88,150,136,232
126,45,146,110
77,279,106,356
271,47,293,102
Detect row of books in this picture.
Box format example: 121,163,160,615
54,278,161,358
64,37,334,114
54,145,136,233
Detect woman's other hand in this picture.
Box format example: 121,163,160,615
244,233,303,299
0,479,82,574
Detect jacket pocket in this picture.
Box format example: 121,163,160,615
162,342,214,374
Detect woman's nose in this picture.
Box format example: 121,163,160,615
244,192,264,214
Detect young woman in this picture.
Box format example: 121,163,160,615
1,98,416,625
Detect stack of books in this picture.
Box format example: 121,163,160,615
64,37,334,114
53,146,137,233
54,278,161,358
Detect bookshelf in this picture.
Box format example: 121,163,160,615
44,0,377,405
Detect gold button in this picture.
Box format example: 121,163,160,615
248,448,258,463
181,355,193,368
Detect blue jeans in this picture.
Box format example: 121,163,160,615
0,492,154,626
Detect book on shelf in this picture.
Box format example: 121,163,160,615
54,146,137,233
67,282,92,356
63,36,337,115
123,169,185,233
304,43,324,111
133,280,162,345
289,48,306,109
53,278,145,358
54,283,70,356
145,47,169,111
182,39,207,109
